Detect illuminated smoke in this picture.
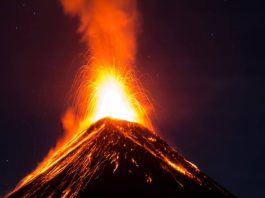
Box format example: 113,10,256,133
60,0,153,134
61,0,138,66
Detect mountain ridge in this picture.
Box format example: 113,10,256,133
7,117,234,197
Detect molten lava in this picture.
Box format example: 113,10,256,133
92,72,137,122
7,118,234,197
66,66,153,136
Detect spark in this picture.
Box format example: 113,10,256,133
67,66,154,135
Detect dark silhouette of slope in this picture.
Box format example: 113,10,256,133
7,118,234,197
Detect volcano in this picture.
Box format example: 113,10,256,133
7,118,234,197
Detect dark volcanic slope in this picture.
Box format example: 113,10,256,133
7,118,234,197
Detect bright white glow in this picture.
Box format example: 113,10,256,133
92,76,136,122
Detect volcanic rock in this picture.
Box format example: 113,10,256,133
7,118,234,197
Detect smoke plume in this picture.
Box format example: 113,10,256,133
60,0,138,66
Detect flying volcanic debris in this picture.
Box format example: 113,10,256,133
6,0,234,197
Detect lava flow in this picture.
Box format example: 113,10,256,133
7,118,234,197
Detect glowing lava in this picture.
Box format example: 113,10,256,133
92,72,136,122
73,66,153,134
7,118,234,197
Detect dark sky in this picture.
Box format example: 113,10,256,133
1,0,265,197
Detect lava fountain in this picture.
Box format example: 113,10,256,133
60,0,153,135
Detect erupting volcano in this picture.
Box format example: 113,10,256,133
6,0,234,197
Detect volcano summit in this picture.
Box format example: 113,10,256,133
7,118,234,197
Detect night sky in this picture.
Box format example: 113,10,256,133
1,0,265,197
